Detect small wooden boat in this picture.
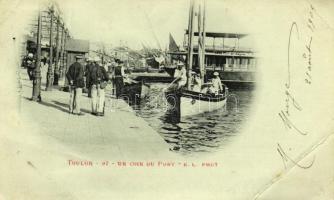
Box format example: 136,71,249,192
165,89,227,117
115,76,150,105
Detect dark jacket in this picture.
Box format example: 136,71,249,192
66,62,85,88
86,63,109,87
85,63,94,87
22,56,36,69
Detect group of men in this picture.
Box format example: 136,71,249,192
172,62,224,95
66,56,126,116
22,51,127,116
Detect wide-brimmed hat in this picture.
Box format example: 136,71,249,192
28,53,33,58
213,72,219,76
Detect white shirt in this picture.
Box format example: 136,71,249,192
211,77,223,93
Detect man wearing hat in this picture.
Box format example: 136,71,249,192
85,57,94,97
114,59,126,98
211,71,224,95
173,62,187,89
66,55,85,115
87,56,109,116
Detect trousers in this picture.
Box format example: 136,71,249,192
69,87,82,114
91,84,105,113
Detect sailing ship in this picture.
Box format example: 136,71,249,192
165,0,228,118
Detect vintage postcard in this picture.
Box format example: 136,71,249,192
0,0,333,199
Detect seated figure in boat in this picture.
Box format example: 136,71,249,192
191,72,202,92
201,82,215,95
172,62,187,90
200,72,225,96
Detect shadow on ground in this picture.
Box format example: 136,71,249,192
53,100,91,114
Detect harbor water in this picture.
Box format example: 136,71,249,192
132,83,254,155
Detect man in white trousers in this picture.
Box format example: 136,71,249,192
87,57,109,116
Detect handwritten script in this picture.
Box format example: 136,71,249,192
277,4,317,169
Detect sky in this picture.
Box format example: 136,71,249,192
55,0,255,50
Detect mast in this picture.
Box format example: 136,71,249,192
186,0,195,90
201,0,206,82
198,0,206,83
197,3,202,80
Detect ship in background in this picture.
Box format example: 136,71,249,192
166,30,257,88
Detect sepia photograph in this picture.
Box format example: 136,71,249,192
0,0,333,199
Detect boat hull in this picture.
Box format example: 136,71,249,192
117,80,150,105
165,89,226,118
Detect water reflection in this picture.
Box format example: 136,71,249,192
133,83,253,155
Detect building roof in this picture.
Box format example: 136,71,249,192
185,31,248,38
65,39,89,53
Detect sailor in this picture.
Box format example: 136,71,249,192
114,59,125,98
211,71,224,94
173,62,187,89
88,56,109,116
85,57,94,97
66,55,85,115
192,72,202,92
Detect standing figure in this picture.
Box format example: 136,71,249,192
114,59,125,98
23,53,36,80
66,55,85,115
87,57,109,116
107,60,117,96
211,71,224,95
85,57,94,97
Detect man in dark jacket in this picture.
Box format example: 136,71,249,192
85,57,94,97
87,56,109,116
114,59,125,98
22,53,36,80
66,55,85,115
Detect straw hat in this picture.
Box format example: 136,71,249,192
213,72,219,76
